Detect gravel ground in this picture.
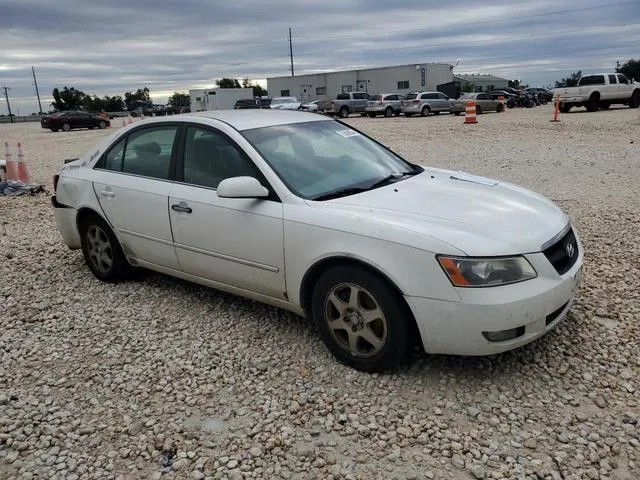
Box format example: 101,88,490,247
1,106,639,480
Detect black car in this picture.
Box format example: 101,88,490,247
41,111,110,132
234,98,260,109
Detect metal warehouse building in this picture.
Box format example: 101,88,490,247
453,74,510,92
267,63,453,101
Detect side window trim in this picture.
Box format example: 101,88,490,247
94,123,181,182
176,122,281,203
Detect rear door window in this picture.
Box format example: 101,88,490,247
608,74,618,84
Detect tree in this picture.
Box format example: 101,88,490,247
616,59,640,82
168,92,191,109
242,77,268,97
555,71,582,88
215,78,242,88
124,87,151,107
51,87,87,111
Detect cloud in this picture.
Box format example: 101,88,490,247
1,0,638,113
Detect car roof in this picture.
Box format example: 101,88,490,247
152,109,329,131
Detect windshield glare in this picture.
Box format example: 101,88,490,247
242,120,417,199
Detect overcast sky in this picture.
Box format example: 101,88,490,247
1,0,639,114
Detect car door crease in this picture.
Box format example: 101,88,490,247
173,242,280,272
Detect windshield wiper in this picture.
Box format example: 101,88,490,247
312,187,370,201
312,171,420,201
366,171,418,190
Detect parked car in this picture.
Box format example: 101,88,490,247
317,92,370,118
450,93,505,115
269,97,302,110
234,98,260,109
365,93,404,117
300,100,322,112
401,91,451,117
51,110,583,372
41,111,110,132
553,73,640,112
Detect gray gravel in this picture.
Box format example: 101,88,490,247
1,105,639,479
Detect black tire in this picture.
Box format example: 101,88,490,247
629,90,640,108
420,105,430,117
497,103,505,113
311,265,413,372
62,123,71,132
454,112,461,116
80,214,131,283
585,94,599,112
476,106,482,115
384,107,393,117
559,103,572,114
339,107,349,118
99,121,107,129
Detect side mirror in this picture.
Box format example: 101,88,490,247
217,176,269,199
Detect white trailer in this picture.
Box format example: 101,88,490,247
189,88,254,111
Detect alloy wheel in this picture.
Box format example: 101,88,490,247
86,225,113,274
324,283,387,358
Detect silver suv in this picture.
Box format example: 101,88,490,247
402,91,451,117
365,93,404,117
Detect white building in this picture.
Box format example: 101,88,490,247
267,63,453,101
189,88,254,111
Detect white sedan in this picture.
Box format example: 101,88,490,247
51,110,583,372
268,97,302,110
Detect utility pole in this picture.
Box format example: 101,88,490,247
32,66,43,114
2,86,13,124
289,27,294,77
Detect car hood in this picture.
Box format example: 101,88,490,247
307,169,569,256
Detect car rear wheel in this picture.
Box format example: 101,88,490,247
99,121,107,129
62,123,71,132
311,265,413,372
421,106,430,117
80,214,131,283
585,94,599,112
497,103,505,113
476,106,482,115
339,107,349,118
629,90,640,108
384,107,393,117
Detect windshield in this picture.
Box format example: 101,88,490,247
241,120,419,200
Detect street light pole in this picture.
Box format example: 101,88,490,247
32,66,43,114
2,86,13,124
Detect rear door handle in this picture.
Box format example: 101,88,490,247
171,202,192,214
100,189,115,198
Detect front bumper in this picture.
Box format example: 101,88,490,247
51,196,81,249
406,246,584,356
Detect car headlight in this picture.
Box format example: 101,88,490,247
436,255,537,287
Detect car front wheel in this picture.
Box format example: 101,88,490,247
80,215,131,282
311,265,412,372
99,121,107,129
62,123,71,132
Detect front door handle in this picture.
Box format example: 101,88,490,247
171,202,192,214
100,189,115,198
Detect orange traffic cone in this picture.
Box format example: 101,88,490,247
4,142,18,181
550,96,561,122
16,142,31,184
464,100,478,124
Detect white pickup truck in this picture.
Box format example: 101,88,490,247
554,73,640,113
